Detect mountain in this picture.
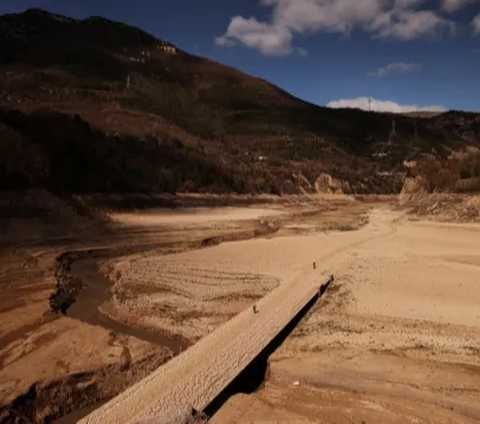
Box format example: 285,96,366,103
1,8,480,194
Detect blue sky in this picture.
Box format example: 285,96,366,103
2,0,480,112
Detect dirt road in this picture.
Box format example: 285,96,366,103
80,209,399,424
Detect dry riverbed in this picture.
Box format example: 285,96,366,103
212,211,480,424
4,192,479,424
0,193,368,423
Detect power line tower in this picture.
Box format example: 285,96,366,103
388,119,396,144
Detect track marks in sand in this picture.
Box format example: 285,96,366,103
81,210,402,424
106,262,280,341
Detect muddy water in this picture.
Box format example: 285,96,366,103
53,402,106,424
51,260,189,423
68,260,188,354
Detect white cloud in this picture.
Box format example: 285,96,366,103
217,0,455,56
369,62,421,77
473,12,480,33
327,97,447,113
442,0,478,13
368,9,454,40
215,17,292,56
263,0,384,34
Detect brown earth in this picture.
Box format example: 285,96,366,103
0,192,368,423
211,207,480,424
2,192,479,423
399,192,480,223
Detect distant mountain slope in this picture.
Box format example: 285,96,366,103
1,8,479,194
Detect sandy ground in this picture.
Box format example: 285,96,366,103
80,209,387,424
212,213,480,423
1,194,367,423
83,207,480,423
97,198,369,343
110,207,285,226
400,193,480,223
4,192,479,423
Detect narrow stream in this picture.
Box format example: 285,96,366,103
52,259,189,424
67,259,189,353
55,261,331,423
53,402,106,424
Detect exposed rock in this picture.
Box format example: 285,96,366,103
292,173,313,194
399,176,428,204
314,173,344,194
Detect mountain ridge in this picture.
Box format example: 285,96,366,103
1,8,480,194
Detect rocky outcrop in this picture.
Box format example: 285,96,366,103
399,176,429,204
314,173,344,194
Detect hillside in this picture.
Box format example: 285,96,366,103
1,8,480,194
